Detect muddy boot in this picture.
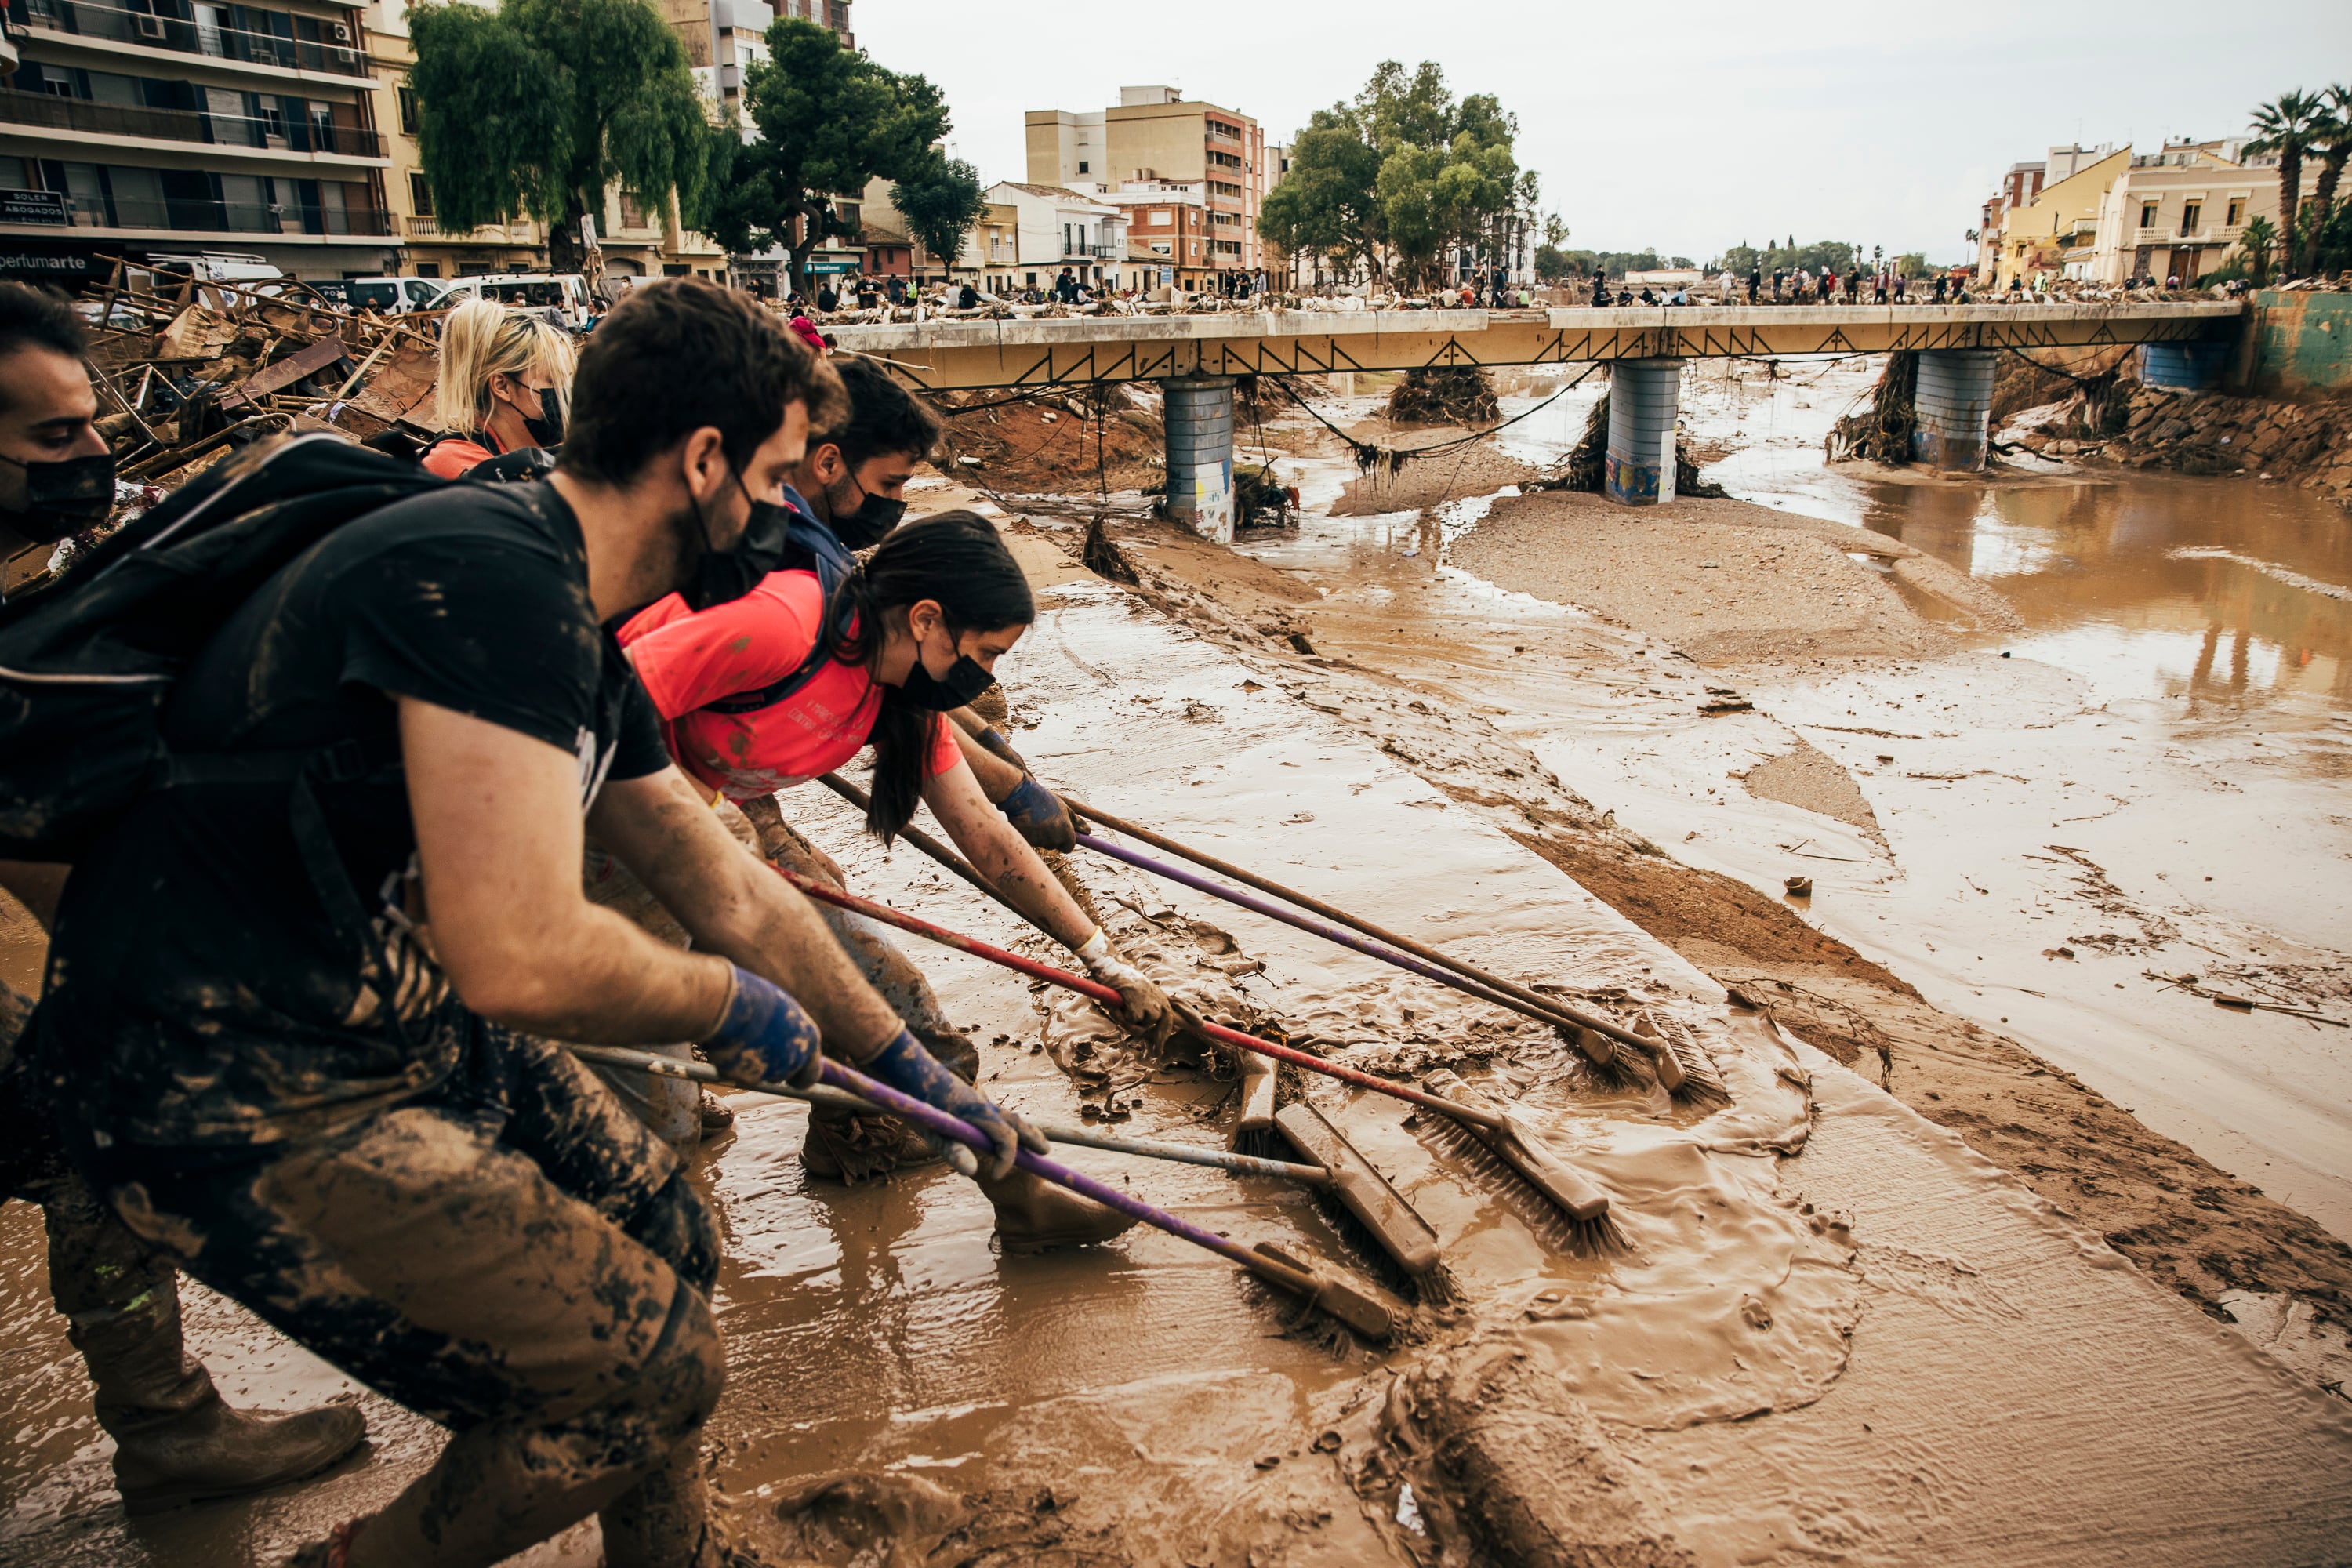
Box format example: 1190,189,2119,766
800,1028,979,1185
601,1443,726,1568
697,1091,735,1134
85,1284,365,1514
976,1166,1138,1254
41,1168,366,1514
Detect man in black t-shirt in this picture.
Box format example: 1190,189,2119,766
34,279,1054,1567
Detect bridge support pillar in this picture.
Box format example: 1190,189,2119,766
1605,358,1682,506
1911,350,1998,470
1163,375,1236,544
2137,341,2227,390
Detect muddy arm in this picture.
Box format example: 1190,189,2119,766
922,756,1096,950
586,763,904,1058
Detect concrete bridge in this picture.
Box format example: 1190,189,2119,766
830,302,2244,535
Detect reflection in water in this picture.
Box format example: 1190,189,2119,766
1483,361,2352,712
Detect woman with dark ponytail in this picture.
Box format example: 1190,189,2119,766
619,511,1176,1248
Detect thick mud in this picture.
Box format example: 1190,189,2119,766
6,364,2352,1564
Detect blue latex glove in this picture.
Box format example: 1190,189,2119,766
700,965,822,1089
998,775,1077,853
859,1027,1046,1181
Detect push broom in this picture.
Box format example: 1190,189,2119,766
568,1043,1402,1341
759,855,1614,1237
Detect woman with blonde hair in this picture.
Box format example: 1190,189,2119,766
419,294,576,478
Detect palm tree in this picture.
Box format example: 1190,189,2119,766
2249,89,2321,278
2300,84,2352,274
2238,213,2279,285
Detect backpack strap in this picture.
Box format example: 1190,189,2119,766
703,583,853,715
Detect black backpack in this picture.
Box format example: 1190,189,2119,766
0,433,443,862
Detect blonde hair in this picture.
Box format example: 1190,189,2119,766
433,295,576,434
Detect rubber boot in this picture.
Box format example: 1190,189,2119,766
975,1166,1138,1253
43,1177,367,1514
601,1443,728,1568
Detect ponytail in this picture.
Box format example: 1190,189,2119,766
824,511,1036,841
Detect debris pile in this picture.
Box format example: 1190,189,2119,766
77,260,440,494
1385,366,1498,425
1824,350,1919,464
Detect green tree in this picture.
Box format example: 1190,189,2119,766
1258,60,1533,289
891,152,986,278
2237,212,2279,285
2248,89,2322,278
1534,242,1572,282
2299,83,2352,275
703,18,949,292
409,0,716,275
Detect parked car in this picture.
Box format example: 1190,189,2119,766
343,276,449,314
430,273,594,328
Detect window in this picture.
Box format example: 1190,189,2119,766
414,261,440,278
2227,198,2245,226
1076,160,1088,174
1148,208,1170,226
397,86,417,134
2180,201,2200,236
407,171,432,215
2140,201,2158,228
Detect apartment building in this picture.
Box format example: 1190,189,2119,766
1,0,397,284
2089,140,2277,287
1024,84,1267,276
1094,176,1206,289
985,179,1124,292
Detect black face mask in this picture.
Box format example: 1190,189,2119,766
829,485,907,550
896,639,996,711
0,451,116,544
678,473,792,611
522,401,564,448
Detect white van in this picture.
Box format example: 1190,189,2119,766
143,252,284,285
343,276,448,314
432,273,594,328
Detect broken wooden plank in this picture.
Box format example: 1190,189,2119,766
218,336,349,412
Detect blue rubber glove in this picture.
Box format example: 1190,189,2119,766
700,965,822,1089
998,775,1078,853
859,1027,1047,1181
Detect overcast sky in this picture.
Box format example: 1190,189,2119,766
859,0,2352,266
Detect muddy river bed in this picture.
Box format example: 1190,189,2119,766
5,363,2352,1566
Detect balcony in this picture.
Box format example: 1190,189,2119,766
6,0,373,80
408,214,539,242
2130,223,2245,248
0,89,383,155
24,187,394,235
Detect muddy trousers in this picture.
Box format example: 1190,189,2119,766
95,1028,728,1568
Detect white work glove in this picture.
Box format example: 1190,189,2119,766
1076,929,1178,1049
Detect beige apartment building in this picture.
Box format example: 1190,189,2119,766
1025,85,1268,277
1989,136,2280,289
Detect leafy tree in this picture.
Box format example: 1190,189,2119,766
703,19,948,292
1258,60,1533,289
2299,83,2352,275
409,0,716,274
1534,242,1572,283
2248,89,2322,278
889,152,986,277
1711,238,1857,278
2236,213,2279,285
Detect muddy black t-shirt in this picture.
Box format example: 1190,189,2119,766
38,481,668,1149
